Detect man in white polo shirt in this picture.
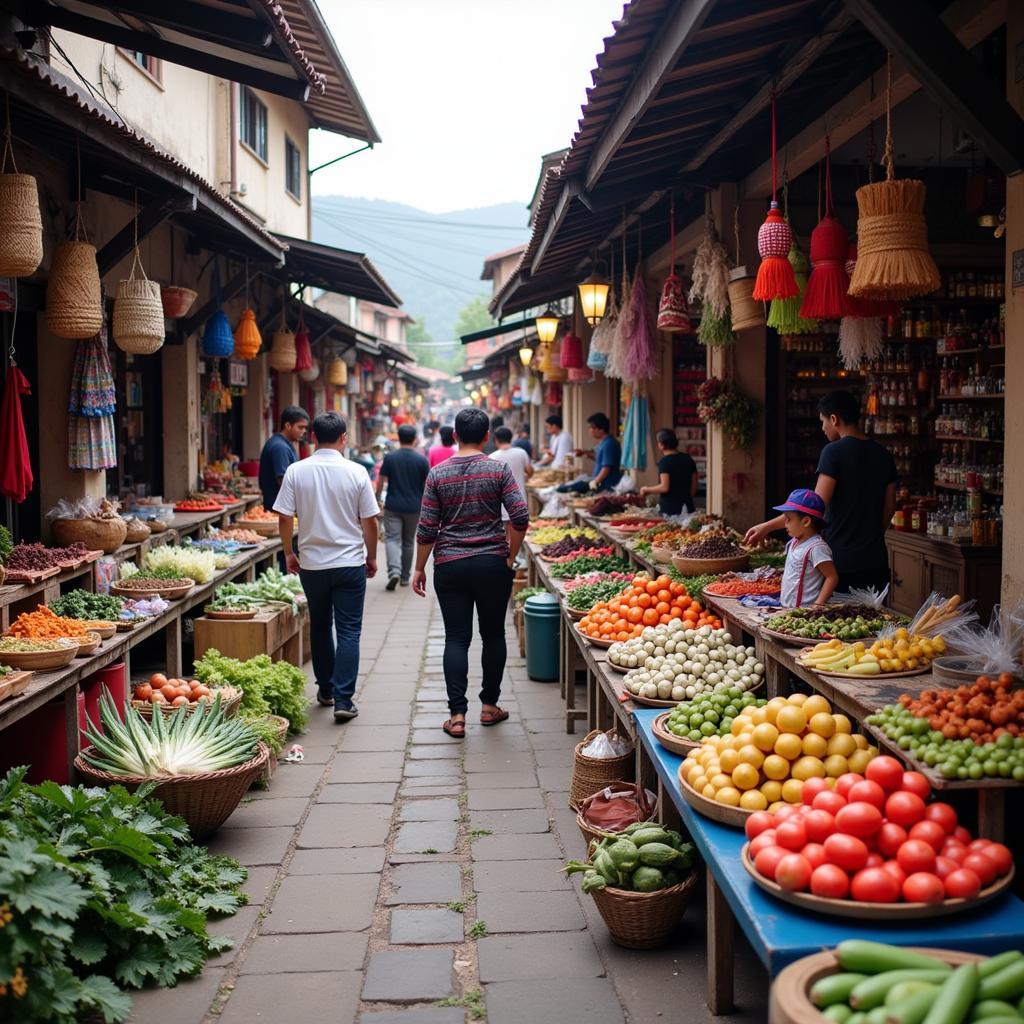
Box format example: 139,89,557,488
538,413,574,469
274,412,379,722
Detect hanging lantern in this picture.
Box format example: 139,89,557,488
753,203,798,300
113,248,165,355
767,242,818,335
233,308,261,359
534,307,560,344
544,381,563,407
518,344,533,366
201,310,234,358
559,331,583,369
293,321,313,373
346,370,360,395
327,357,348,386
727,266,765,333
577,271,609,325
543,337,566,382
800,215,855,319
657,272,691,333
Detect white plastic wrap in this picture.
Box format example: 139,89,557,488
842,584,890,609
943,604,1024,676
581,731,633,759
909,592,978,639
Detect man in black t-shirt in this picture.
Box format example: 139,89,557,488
640,428,698,516
376,424,429,590
745,391,896,592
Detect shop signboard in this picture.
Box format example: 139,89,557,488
228,362,249,387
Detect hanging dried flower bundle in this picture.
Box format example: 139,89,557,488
623,265,659,385
838,243,883,370
605,262,632,380
689,208,733,347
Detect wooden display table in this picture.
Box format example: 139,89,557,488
193,603,306,665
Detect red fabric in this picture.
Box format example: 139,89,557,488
0,366,33,502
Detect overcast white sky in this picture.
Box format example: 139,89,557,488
309,0,626,213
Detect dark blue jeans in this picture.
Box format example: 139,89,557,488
300,565,366,709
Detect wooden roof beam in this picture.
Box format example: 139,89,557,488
530,176,581,275
844,0,1024,176
96,195,196,276
742,0,1006,197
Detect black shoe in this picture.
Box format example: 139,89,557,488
334,702,359,722
399,579,410,587
316,689,333,707
386,576,399,591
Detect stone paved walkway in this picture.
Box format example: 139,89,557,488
129,572,766,1023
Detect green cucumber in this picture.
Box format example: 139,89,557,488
593,850,618,884
838,942,955,976
629,827,672,846
852,972,954,1011
922,963,978,1024
979,954,1023,980
979,962,1024,1003
848,1014,868,1024
623,821,656,834
637,842,680,868
867,1007,892,1024
810,973,869,1008
887,982,938,1007
969,1000,1022,1021
886,989,940,1024
824,1005,854,1022
631,866,665,892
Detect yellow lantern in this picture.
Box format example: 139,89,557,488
577,272,609,325
519,345,533,366
534,307,560,344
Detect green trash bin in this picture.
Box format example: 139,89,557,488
524,592,561,682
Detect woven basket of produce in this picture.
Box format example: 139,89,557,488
75,742,269,839
131,683,243,719
569,729,634,809
47,240,103,339
576,783,657,848
590,872,698,949
123,517,151,544
52,516,127,553
0,172,43,277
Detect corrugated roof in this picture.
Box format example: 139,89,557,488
274,233,401,306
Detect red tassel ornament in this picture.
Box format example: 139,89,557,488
753,203,798,300
801,216,855,319
559,331,583,369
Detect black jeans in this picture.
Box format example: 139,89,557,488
433,554,513,716
299,565,366,709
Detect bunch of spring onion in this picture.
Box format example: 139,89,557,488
82,688,260,777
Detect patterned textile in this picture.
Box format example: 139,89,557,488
68,414,117,470
68,324,116,417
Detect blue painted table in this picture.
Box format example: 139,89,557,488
633,708,1024,1015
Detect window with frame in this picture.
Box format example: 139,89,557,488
239,87,268,162
121,49,161,82
285,135,302,200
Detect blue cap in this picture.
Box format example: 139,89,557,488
773,488,826,520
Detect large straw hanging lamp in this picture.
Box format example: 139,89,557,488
233,260,261,359
327,354,348,386
849,56,940,302
752,94,798,302
0,98,42,278
269,304,297,372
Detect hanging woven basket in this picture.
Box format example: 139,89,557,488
656,272,691,333
0,172,42,277
201,310,234,358
346,372,361,395
160,286,197,319
47,240,102,339
327,357,348,386
233,308,261,360
113,249,164,355
269,327,296,372
727,267,764,333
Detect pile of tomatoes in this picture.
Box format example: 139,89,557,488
578,574,721,642
133,672,213,707
744,755,1013,905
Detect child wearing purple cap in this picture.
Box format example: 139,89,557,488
775,488,839,608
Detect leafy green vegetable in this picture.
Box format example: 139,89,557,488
211,569,303,614
512,587,545,604
0,767,247,1023
549,555,630,579
243,713,287,757
50,590,125,621
565,579,630,611
194,648,308,732
0,525,12,565
665,571,719,599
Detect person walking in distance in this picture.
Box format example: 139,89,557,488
274,413,379,722
376,423,429,591
429,424,457,468
489,425,532,543
412,408,529,739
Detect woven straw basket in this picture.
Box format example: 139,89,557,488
327,357,348,386
728,267,765,332
75,742,270,839
113,249,165,354
0,172,43,277
269,328,296,372
52,516,127,553
576,783,658,848
569,729,634,809
47,240,102,339
590,871,698,948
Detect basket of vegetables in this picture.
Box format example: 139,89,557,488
76,689,268,838
565,824,698,948
575,783,658,847
131,673,243,717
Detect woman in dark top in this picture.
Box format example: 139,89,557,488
640,428,699,515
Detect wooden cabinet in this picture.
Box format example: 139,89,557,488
886,530,1001,620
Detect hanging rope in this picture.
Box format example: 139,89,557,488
2,94,16,174
733,205,741,266
770,89,778,201
882,52,895,182
669,193,676,271
867,72,876,184
72,137,89,243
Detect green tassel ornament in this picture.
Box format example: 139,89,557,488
767,243,818,334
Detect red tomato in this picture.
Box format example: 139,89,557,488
835,773,864,798
748,832,780,859
968,838,993,852
803,809,836,845
865,852,884,868
774,804,801,823
903,871,946,904
908,820,947,852
896,839,937,875
941,841,968,864
980,843,1013,876
775,819,808,852
934,856,959,881
823,833,869,873
881,860,907,889
865,756,905,792
952,826,972,845
923,802,958,834
851,866,901,903
884,791,927,828
944,868,982,900
835,802,883,838
775,853,813,892
961,852,998,887
801,843,827,870
745,811,776,840
812,791,847,816
848,780,887,809
810,863,850,899
901,771,931,800
754,845,790,881
801,778,832,805
876,822,909,859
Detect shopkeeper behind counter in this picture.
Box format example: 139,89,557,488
557,413,622,494
640,428,698,515
745,390,896,592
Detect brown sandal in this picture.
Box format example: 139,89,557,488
442,719,466,738
480,707,509,727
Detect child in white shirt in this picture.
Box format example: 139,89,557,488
774,488,839,608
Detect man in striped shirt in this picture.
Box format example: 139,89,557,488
412,407,529,739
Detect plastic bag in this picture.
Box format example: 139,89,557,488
842,584,890,608
94,556,117,594
579,786,656,832
908,592,977,639
612,474,636,495
581,731,633,759
45,496,121,520
540,492,571,518
943,604,1024,676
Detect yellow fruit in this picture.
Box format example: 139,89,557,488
719,749,740,774
933,636,946,653
710,773,732,791
909,643,923,659
809,712,836,738
824,754,849,778
762,754,790,781
768,800,786,814
853,734,869,750
715,786,742,807
735,732,754,749
791,755,826,781
750,707,769,726
691,775,709,792
802,695,832,718
776,705,808,735
787,693,808,706
827,733,856,758
759,780,783,802
848,749,874,773
702,783,716,799
740,789,769,811
731,763,760,791
781,778,804,804
801,733,828,758
764,698,788,724
737,744,765,769
895,627,909,641
774,732,803,760
751,722,780,752
730,718,745,736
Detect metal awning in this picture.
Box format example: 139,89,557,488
275,234,402,307
460,317,535,345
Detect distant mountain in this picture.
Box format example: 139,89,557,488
312,197,530,345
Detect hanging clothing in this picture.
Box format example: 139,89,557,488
0,364,33,502
67,327,117,470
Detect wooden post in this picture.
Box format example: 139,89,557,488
706,869,735,1014
162,336,201,499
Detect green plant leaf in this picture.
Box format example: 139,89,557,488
70,930,109,965
79,973,134,1022
13,865,89,919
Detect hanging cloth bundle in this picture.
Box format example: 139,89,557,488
752,93,798,301
0,346,33,502
657,196,692,332
849,55,940,301
293,308,313,373
0,96,43,278
800,134,856,320
620,389,650,472
689,197,733,346
68,320,117,469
